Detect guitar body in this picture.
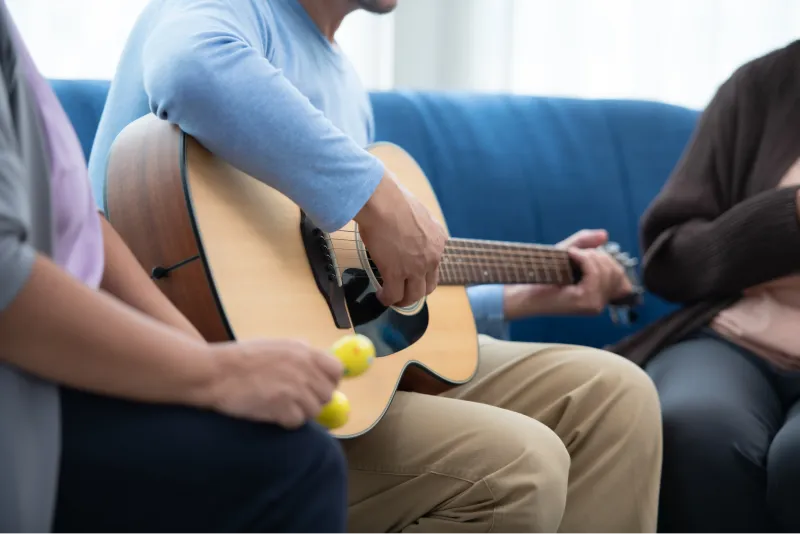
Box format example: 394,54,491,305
105,114,479,439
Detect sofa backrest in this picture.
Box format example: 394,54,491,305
50,79,699,348
370,91,698,347
50,79,110,163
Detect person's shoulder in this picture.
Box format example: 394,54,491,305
0,2,22,136
745,39,800,71
156,0,276,39
133,0,276,58
728,40,800,97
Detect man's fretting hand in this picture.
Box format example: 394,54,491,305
503,229,633,319
355,174,446,307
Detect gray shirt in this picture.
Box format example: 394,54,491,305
0,2,61,530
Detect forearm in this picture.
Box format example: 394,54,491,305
0,254,216,407
468,284,575,335
141,4,384,232
503,284,547,320
99,215,203,341
643,186,800,302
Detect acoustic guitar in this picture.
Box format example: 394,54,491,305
104,114,642,438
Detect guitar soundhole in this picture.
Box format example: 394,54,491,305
341,268,429,358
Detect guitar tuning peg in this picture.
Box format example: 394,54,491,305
609,306,633,326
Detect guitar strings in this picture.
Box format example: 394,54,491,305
313,230,577,283
327,250,574,283
325,238,572,259
328,242,570,259
328,248,573,267
330,253,571,269
327,230,565,255
310,231,621,286
326,241,573,273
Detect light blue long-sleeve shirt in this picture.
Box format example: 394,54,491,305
88,0,508,338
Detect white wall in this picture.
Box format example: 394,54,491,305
8,0,800,109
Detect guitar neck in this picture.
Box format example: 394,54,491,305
439,238,579,286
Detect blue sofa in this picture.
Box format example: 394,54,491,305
50,79,700,350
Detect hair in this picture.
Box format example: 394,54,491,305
356,0,397,15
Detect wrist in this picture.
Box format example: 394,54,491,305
354,173,395,227
181,342,225,410
504,284,585,319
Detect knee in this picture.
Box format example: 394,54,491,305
241,423,347,533
660,393,754,468
263,422,347,511
289,422,348,490
487,417,570,532
575,348,663,453
514,418,571,498
589,348,661,411
767,428,800,530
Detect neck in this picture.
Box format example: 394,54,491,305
297,0,354,42
439,238,579,286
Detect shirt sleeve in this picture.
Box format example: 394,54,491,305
140,0,385,232
0,102,36,311
467,284,510,340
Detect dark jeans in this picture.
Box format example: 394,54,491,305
52,388,348,533
646,329,800,533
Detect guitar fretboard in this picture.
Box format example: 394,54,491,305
439,238,577,286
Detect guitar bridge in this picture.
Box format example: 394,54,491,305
299,212,351,329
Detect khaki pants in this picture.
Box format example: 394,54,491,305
343,335,662,533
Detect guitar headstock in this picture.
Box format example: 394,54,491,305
600,242,644,326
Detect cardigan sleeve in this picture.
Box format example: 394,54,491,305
640,68,800,304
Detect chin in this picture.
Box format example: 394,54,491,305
357,0,398,14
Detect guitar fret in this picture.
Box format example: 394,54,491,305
502,242,516,284
558,253,570,285
474,240,490,283
439,237,575,286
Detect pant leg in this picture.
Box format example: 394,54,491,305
444,335,663,533
767,399,800,532
343,390,570,533
645,334,783,533
53,387,348,533
344,335,660,533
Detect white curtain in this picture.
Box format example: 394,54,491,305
7,0,800,109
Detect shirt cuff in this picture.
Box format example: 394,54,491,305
467,284,510,340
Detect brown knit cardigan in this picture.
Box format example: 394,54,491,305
609,40,800,366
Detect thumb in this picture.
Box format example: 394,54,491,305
563,229,608,249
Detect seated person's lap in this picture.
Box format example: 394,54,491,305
53,388,347,533
646,331,800,532
344,335,662,533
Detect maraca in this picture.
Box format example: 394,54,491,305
331,333,375,378
315,334,376,430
